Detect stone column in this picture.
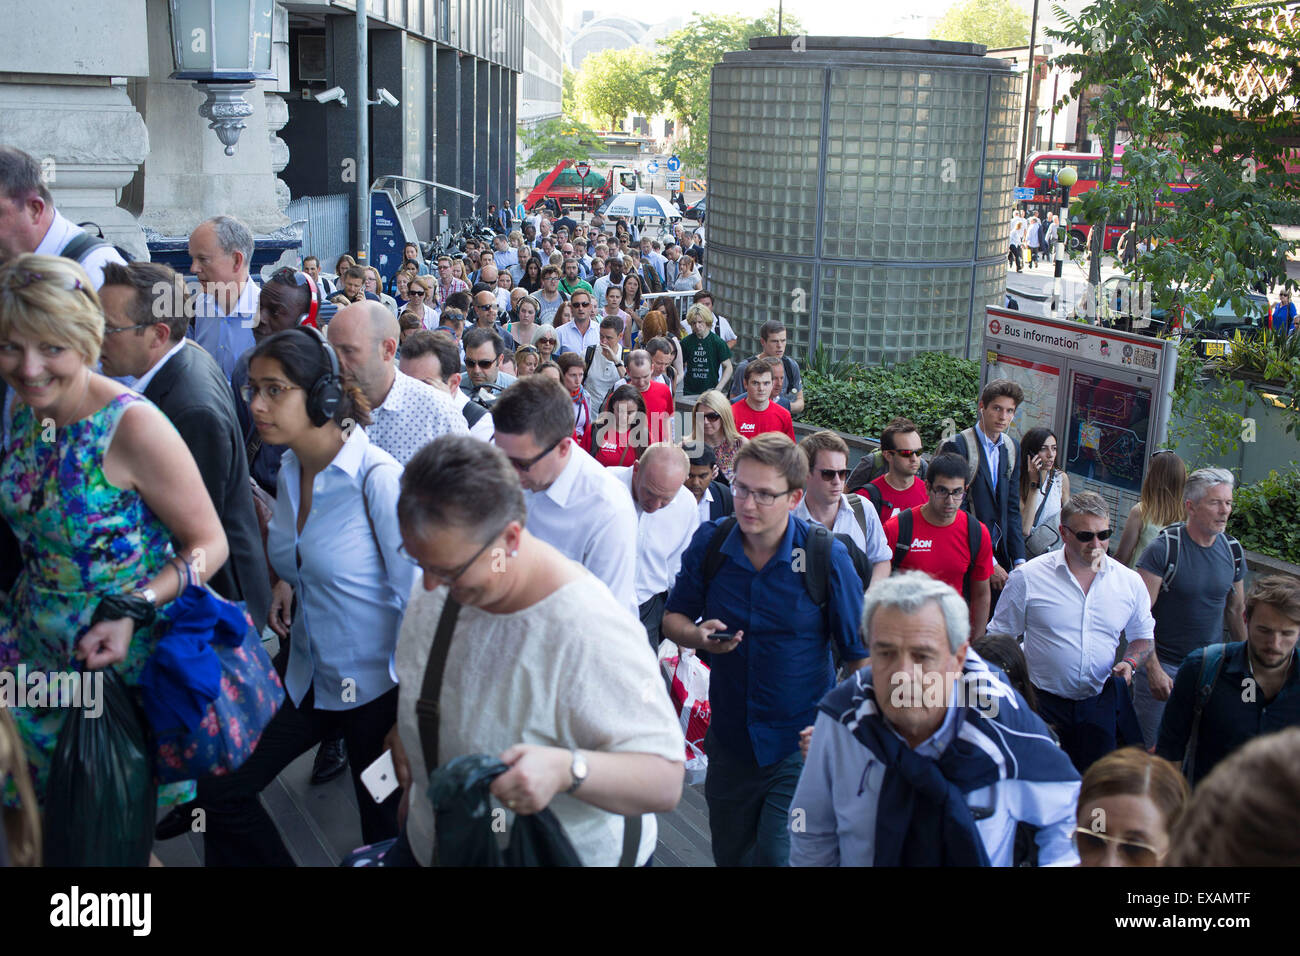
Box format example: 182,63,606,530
0,0,150,260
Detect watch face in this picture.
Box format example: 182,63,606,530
573,752,589,780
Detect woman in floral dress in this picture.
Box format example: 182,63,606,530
0,255,228,812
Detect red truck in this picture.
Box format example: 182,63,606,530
523,160,636,213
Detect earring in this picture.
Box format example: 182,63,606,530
509,550,518,557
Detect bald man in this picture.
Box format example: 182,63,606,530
609,443,702,649
327,301,466,465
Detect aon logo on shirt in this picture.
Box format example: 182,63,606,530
909,538,933,551
738,423,757,435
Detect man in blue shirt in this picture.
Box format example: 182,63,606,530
1157,575,1300,785
663,433,868,867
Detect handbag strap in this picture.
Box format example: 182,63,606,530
416,596,462,773
360,463,394,579
620,814,641,867
1031,471,1053,527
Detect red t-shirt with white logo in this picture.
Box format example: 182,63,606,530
862,475,929,519
730,398,795,440
593,430,636,468
883,507,994,596
638,381,675,443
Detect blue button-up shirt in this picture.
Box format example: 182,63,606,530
974,423,1004,493
268,428,420,710
190,278,260,380
666,516,867,766
1156,641,1300,784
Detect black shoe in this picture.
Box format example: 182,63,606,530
311,737,348,785
155,802,198,841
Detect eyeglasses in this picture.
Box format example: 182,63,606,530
1066,527,1113,542
732,481,792,507
104,322,156,336
537,338,556,346
929,486,966,500
818,469,850,482
399,529,505,586
498,433,565,472
887,448,922,458
408,289,427,296
1073,828,1164,866
466,357,499,370
475,303,496,310
240,382,301,404
702,411,721,422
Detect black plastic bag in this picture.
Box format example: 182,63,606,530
429,753,582,867
44,669,156,866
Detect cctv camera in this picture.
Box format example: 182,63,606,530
376,88,399,108
314,86,347,106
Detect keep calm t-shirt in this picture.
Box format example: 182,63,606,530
682,332,730,395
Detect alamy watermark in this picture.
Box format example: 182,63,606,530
0,665,103,718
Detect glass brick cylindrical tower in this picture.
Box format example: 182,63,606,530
705,36,1021,365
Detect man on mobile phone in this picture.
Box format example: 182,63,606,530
663,434,867,867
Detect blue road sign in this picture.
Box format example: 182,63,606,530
1013,186,1036,201
647,160,660,174
667,155,681,172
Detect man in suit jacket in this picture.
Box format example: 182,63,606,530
939,379,1026,596
98,262,271,631
684,443,734,523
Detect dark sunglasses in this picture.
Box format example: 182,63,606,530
466,358,499,370
498,433,565,472
887,448,922,458
408,289,427,296
1066,527,1113,542
819,469,850,481
702,411,721,422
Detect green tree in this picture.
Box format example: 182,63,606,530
517,118,606,176
930,0,1030,48
576,46,661,130
561,63,578,115
655,8,804,171
1049,0,1300,452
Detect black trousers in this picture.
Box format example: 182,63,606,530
198,686,400,866
1008,243,1022,271
1033,681,1130,775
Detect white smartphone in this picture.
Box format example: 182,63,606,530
360,749,398,804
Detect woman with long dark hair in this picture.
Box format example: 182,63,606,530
519,256,544,294
1018,427,1070,557
197,327,418,865
591,384,647,467
1115,450,1187,567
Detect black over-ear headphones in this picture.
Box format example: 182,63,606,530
295,325,343,427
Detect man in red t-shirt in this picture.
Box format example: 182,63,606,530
884,452,994,638
864,416,930,519
731,357,795,440
624,349,675,443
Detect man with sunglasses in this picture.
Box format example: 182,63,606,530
433,255,468,310
663,434,868,866
461,327,517,405
989,491,1153,773
865,417,929,519
491,377,638,614
795,431,891,589
884,453,994,641
555,288,599,357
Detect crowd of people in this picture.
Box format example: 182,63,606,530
1,143,1298,869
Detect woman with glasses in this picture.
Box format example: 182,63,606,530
688,389,747,484
0,256,229,838
1019,427,1070,557
364,266,399,315
507,294,541,346
200,327,418,865
514,345,541,377
405,276,439,329
533,325,559,365
520,256,543,294
1115,450,1186,567
1074,747,1187,867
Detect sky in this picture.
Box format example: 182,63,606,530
564,0,976,40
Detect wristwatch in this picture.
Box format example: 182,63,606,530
566,748,588,794
134,587,158,607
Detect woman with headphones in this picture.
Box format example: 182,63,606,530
197,326,419,866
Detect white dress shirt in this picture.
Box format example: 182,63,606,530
697,486,714,524
35,209,126,289
556,318,600,356
190,277,260,380
794,493,891,564
365,368,468,466
988,551,1156,700
789,671,1081,867
268,428,420,710
610,466,701,605
450,387,495,441
524,445,638,614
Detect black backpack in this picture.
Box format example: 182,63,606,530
62,222,133,266
891,508,984,599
